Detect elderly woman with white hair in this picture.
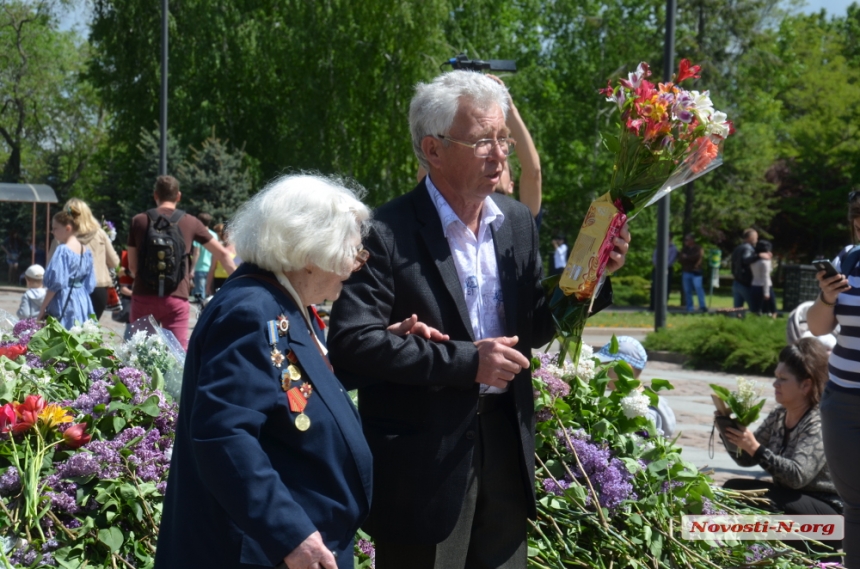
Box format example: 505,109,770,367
155,174,374,569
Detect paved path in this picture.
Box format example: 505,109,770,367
1,287,772,485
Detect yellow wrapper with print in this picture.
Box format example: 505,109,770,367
559,192,627,302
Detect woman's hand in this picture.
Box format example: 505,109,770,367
816,270,850,305
605,222,631,274
387,314,450,341
284,531,337,569
724,425,761,456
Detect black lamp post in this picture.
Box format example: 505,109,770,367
655,0,676,330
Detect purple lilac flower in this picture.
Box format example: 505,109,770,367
71,379,112,415
745,544,774,562
55,452,100,479
42,540,59,551
660,480,684,494
118,366,148,399
542,477,572,496
357,539,376,568
40,552,57,566
25,351,44,368
534,369,570,398
701,497,726,515
0,466,21,496
552,433,636,511
13,317,42,343
88,367,110,382
535,408,553,423
22,549,37,565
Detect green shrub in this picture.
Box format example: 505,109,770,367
610,275,652,306
643,315,786,374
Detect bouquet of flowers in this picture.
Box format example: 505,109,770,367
711,377,766,455
116,321,185,401
549,59,733,366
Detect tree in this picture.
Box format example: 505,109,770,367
0,0,104,189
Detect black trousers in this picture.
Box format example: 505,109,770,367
723,478,842,558
375,393,528,569
90,287,108,320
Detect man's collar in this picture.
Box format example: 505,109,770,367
425,176,504,237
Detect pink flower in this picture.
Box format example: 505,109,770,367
620,62,651,90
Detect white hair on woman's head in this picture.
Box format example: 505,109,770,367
231,174,371,277
409,70,510,171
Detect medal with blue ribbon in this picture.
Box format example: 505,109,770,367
267,319,284,367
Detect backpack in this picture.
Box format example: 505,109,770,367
139,208,188,297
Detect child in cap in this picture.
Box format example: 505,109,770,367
17,264,47,319
595,335,677,437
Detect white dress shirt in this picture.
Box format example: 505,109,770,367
426,177,508,394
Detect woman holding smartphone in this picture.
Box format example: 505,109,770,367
807,188,860,568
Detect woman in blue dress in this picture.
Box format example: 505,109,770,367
38,207,95,329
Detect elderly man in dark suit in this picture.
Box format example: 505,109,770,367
328,70,630,568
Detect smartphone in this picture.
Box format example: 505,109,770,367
812,259,840,278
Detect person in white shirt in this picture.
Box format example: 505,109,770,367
17,264,47,319
551,234,568,276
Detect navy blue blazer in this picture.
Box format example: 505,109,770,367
155,264,372,569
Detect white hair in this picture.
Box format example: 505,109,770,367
230,174,371,277
409,70,510,171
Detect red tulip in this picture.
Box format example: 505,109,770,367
0,344,26,360
63,423,91,449
0,403,16,433
15,395,45,427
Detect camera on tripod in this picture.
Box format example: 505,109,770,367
441,53,517,73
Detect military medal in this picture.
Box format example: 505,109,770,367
295,413,311,431
267,320,283,368
286,349,298,365
277,314,290,336
287,384,313,432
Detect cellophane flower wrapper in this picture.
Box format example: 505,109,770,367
550,60,732,367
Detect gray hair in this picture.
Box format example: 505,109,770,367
230,174,371,277
409,70,510,171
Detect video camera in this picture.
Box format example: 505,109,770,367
441,53,517,73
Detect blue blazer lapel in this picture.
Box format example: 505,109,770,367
285,304,372,505
413,182,475,341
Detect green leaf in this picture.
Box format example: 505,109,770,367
109,381,133,400
647,459,669,475
649,378,674,392
709,384,732,401
609,334,619,354
112,415,127,433
98,526,124,553
140,395,161,417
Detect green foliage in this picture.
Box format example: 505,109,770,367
610,275,652,307
644,315,786,374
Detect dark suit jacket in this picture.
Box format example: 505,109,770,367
155,264,372,569
328,180,557,544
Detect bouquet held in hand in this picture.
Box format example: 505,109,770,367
550,59,733,364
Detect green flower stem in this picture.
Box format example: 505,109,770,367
46,510,77,541
0,546,12,569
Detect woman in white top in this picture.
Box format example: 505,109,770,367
750,239,775,315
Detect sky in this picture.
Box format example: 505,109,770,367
801,0,856,14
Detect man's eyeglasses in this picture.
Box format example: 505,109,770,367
353,247,370,273
850,190,860,203
436,135,516,158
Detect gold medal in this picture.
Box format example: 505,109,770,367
287,364,302,381
270,346,284,368
295,413,311,431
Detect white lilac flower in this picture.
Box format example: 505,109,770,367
620,392,651,419
736,377,762,409
580,344,594,360
577,358,596,382
69,325,83,335
82,320,100,335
